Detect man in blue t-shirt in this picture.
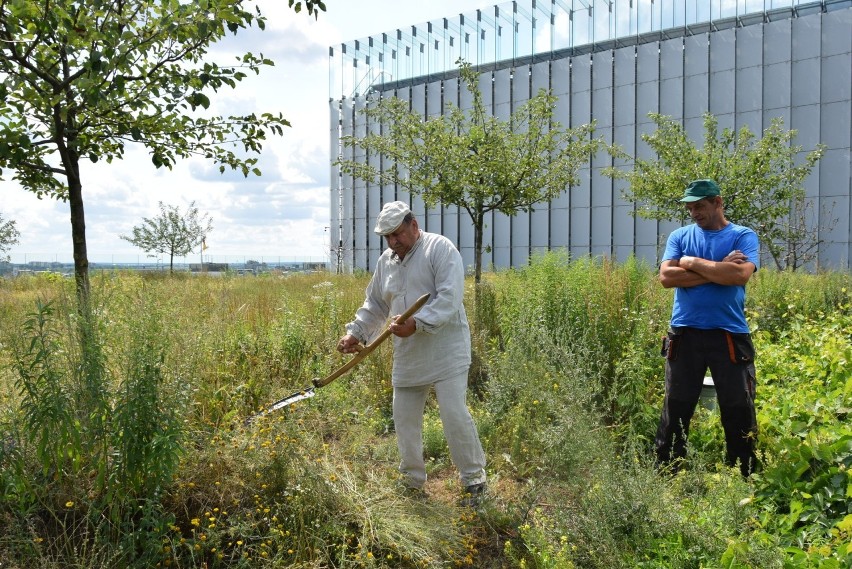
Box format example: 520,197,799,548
655,179,759,477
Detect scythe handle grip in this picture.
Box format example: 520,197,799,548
313,292,431,388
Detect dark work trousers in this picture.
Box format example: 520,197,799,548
654,327,758,476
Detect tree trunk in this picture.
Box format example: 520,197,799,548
473,212,484,285
61,146,91,309
53,97,90,308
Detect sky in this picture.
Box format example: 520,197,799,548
3,0,489,266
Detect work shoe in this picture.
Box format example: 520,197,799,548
459,482,486,508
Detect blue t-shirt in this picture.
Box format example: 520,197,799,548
662,223,759,333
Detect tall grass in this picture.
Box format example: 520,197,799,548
0,262,849,568
488,253,671,439
475,254,849,568
0,271,477,568
746,269,852,338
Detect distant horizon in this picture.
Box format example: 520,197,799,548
4,254,331,266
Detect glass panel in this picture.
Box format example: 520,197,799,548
572,1,593,46
531,0,552,54
329,0,797,101
688,0,712,26
636,0,651,34
719,0,738,19
513,2,535,61
612,0,634,38
477,8,498,65
671,1,687,28
551,0,572,52
495,5,514,62
593,0,615,41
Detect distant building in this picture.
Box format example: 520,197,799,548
189,262,229,273
330,0,852,272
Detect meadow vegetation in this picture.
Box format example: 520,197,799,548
0,254,849,568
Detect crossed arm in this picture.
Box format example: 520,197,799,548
659,250,756,288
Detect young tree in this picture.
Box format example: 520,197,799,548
336,60,602,283
0,0,324,306
772,198,837,271
0,213,21,262
121,201,212,273
603,113,827,270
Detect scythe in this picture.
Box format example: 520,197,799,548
246,292,430,423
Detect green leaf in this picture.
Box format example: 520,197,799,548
187,92,210,110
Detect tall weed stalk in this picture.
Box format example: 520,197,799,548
493,252,669,435
108,297,184,564
4,287,186,567
14,300,83,490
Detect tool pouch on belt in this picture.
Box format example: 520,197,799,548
661,330,681,361
725,332,755,364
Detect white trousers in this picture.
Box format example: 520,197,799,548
392,370,487,489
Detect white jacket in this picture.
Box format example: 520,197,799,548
346,231,471,387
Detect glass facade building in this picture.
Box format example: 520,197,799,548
329,0,852,272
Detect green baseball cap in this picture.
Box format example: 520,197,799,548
680,179,721,202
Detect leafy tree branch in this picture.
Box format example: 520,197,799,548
603,113,827,271
337,59,602,283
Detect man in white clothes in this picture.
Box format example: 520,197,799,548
337,201,487,505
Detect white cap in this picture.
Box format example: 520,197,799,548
374,201,411,235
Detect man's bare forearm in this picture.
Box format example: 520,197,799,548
678,254,754,286
659,261,711,288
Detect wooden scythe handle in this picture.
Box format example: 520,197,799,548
313,293,431,388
